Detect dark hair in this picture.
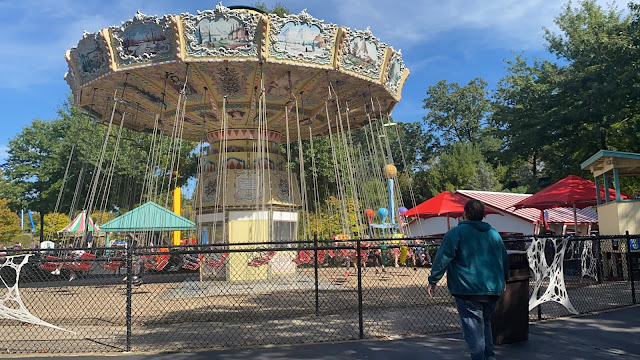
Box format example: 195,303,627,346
464,199,485,221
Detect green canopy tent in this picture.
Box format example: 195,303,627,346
100,201,195,246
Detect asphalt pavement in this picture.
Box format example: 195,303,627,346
11,305,640,360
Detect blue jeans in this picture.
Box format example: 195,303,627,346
455,297,498,360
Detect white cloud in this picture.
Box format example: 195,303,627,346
324,0,621,51
405,55,454,74
0,1,111,89
0,0,174,90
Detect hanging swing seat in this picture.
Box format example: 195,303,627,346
40,253,97,273
247,251,275,267
182,254,205,271
39,256,61,273
63,253,96,272
339,248,367,261
292,250,313,265
339,248,354,259
205,253,228,268
102,259,124,272
144,248,170,272
315,249,337,264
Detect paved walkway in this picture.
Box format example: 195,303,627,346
15,305,640,359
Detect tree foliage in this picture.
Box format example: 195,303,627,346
492,54,560,178
0,198,21,243
469,162,500,191
425,142,485,195
252,2,291,17
90,211,115,227
42,213,71,240
492,0,640,190
543,0,639,169
1,98,197,219
422,78,491,151
303,196,365,239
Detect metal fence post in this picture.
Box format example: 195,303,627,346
534,235,541,321
125,239,133,352
357,238,363,339
626,231,636,305
314,234,319,316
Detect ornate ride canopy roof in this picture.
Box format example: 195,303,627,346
65,3,410,142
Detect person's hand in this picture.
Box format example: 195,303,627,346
427,283,437,298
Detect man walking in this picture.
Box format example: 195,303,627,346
427,199,509,360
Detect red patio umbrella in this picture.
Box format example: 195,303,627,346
513,175,629,234
404,191,498,230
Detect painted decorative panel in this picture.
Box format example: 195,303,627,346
203,176,218,203
234,170,264,202
182,2,259,58
226,157,246,169
276,173,290,202
253,157,275,170
111,12,176,67
268,10,337,66
339,27,386,80
70,31,111,85
385,50,406,96
205,160,216,172
199,62,255,100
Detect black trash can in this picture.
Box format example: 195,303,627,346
491,250,530,345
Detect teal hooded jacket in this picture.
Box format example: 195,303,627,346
428,220,509,296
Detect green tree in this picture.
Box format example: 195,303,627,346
42,213,70,240
350,120,433,172
405,170,434,204
0,198,21,243
422,78,492,151
4,117,70,240
426,142,484,195
179,196,196,223
347,120,434,208
491,1,640,187
491,54,560,178
90,211,115,227
252,2,291,17
542,0,639,172
469,162,500,191
304,196,365,239
2,99,198,242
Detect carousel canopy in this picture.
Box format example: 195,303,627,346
100,201,195,232
58,211,101,235
65,3,409,141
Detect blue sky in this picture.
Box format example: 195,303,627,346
0,0,618,164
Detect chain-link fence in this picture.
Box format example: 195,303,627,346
0,234,637,354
